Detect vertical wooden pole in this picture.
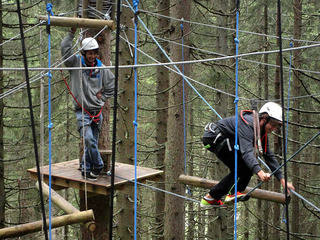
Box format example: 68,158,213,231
82,0,89,18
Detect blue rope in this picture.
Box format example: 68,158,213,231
133,1,139,239
124,0,222,120
233,5,240,239
46,3,53,240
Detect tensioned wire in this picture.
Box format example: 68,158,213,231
125,26,320,76
89,5,320,75
122,4,320,44
0,21,45,47
122,0,320,227
1,36,320,103
1,8,320,100
1,29,319,106
0,12,318,103
117,33,320,104
0,26,108,100
1,41,320,73
69,2,320,218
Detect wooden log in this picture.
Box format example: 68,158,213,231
0,210,94,239
178,174,286,204
99,149,112,172
36,181,96,232
38,16,115,30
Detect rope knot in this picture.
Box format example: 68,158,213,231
47,72,52,78
46,3,54,16
133,120,138,127
234,144,239,151
133,0,140,10
234,97,239,104
234,37,240,44
180,18,184,31
48,123,53,129
289,41,293,48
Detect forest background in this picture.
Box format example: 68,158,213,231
0,0,319,239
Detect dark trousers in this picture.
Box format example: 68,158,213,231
203,133,253,200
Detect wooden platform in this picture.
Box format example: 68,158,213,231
28,160,163,195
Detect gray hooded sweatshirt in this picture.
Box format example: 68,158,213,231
216,111,283,180
61,33,114,111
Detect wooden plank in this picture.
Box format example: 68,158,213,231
28,160,163,196
178,174,286,204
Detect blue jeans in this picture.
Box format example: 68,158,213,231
75,110,103,174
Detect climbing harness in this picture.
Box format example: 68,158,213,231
60,70,103,123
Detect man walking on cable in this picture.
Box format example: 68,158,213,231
61,28,114,181
201,102,295,207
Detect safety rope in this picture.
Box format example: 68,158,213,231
46,3,54,239
133,0,139,239
80,35,89,211
16,1,49,239
233,1,240,239
108,0,122,238
276,1,290,238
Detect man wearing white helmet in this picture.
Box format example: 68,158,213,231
201,102,294,207
61,28,114,181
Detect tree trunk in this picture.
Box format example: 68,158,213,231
116,5,135,239
271,5,282,239
0,0,4,229
154,0,170,239
80,23,112,240
262,3,270,239
291,0,302,237
164,0,190,239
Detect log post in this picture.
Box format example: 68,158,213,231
38,16,115,30
178,174,286,204
36,182,96,232
0,210,94,239
99,149,112,172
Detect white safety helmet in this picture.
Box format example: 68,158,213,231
259,102,282,122
82,37,99,51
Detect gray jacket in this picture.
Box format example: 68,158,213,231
61,33,114,111
216,111,283,180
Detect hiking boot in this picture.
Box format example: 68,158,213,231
200,197,225,208
225,192,246,203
